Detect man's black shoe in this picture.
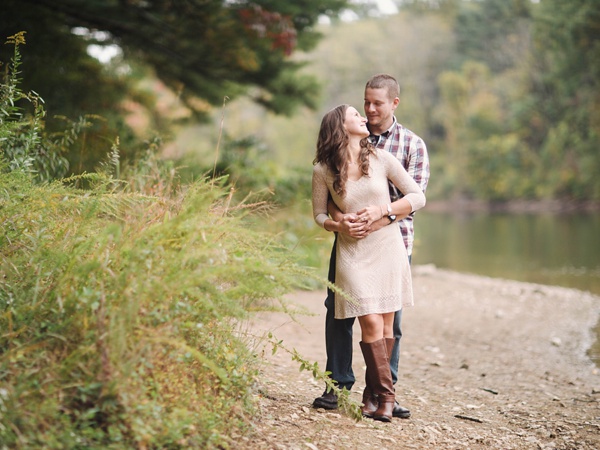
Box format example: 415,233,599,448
312,391,338,410
393,401,411,418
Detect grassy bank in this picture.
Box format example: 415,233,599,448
0,164,314,448
0,33,353,448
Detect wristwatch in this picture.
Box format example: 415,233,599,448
386,204,395,223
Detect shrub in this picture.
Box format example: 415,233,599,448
0,33,309,448
0,158,307,448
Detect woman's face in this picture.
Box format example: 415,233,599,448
343,106,369,138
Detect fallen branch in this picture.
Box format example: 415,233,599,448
481,388,498,395
454,414,484,423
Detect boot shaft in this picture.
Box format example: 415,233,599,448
359,339,394,398
360,338,396,422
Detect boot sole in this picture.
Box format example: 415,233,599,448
373,415,392,422
312,400,338,410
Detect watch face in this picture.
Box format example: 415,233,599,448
388,215,396,223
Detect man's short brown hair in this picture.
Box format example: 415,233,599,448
365,74,400,101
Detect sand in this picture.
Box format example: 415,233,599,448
244,266,600,450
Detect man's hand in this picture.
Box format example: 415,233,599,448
367,216,390,234
338,214,371,239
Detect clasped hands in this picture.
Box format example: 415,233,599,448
338,205,385,239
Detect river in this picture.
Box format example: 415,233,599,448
413,211,600,364
413,211,600,295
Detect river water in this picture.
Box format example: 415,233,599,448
412,211,600,364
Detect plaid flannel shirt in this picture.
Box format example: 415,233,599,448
369,117,430,255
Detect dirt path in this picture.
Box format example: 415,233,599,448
244,267,600,450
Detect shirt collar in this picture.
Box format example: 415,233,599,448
369,116,397,145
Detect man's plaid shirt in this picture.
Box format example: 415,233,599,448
369,117,430,255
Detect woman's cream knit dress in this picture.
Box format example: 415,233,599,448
312,149,426,319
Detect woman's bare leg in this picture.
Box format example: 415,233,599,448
382,312,395,340
358,313,384,342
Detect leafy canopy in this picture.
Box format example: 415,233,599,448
2,0,348,119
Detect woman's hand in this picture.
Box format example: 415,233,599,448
355,205,384,227
336,213,370,239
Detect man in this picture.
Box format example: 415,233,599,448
312,74,430,418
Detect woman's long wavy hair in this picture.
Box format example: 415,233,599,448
313,104,374,197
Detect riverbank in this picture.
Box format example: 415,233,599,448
245,267,600,449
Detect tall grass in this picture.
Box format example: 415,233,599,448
1,32,360,449
1,155,314,448
0,33,320,449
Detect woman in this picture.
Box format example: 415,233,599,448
312,104,426,422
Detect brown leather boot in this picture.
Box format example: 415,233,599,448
361,374,377,418
361,338,397,418
360,339,396,422
385,337,395,360
359,338,396,417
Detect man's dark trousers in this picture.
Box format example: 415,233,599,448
324,238,403,391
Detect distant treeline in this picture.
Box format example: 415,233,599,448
2,0,598,205
299,0,600,203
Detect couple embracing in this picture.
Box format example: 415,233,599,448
311,74,430,422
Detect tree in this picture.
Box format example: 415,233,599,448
522,0,600,199
453,0,531,72
0,0,348,174
1,0,348,119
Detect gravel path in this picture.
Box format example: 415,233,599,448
244,267,600,450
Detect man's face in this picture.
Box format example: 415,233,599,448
364,87,398,132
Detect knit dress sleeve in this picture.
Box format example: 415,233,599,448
381,150,426,213
312,163,331,228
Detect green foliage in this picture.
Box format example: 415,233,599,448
215,134,314,205
0,33,124,183
435,61,521,199
467,133,537,200
5,1,600,206
400,0,461,16
453,0,531,72
265,200,334,290
266,332,362,421
0,39,330,447
0,8,138,171
0,32,69,182
522,0,600,200
1,0,349,120
424,0,600,202
0,153,313,447
0,1,351,175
